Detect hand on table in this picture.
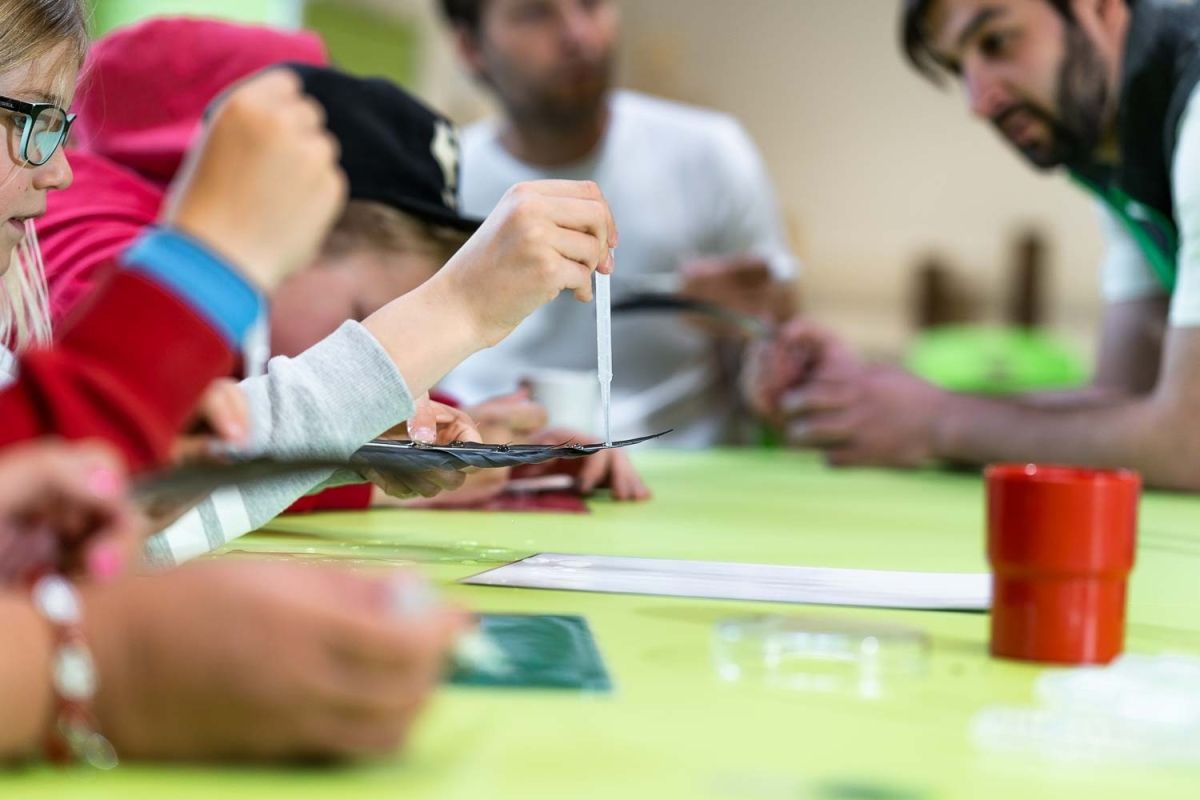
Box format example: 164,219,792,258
0,441,141,586
466,388,548,441
461,391,649,499
779,364,947,469
83,561,465,761
513,428,651,502
163,69,347,291
742,317,862,420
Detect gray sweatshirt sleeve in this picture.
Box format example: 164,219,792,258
144,321,415,567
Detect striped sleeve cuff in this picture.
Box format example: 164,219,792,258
122,228,265,350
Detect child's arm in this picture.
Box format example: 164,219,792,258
146,179,621,564
145,320,414,566
0,231,259,470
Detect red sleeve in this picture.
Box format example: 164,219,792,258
37,151,165,325
0,270,234,471
284,483,373,514
430,391,459,407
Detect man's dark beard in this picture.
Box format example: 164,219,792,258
993,23,1110,170
512,57,613,133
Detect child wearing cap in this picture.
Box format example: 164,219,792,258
34,18,633,566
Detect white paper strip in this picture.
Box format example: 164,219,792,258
464,553,991,611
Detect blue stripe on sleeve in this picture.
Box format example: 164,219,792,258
122,228,265,349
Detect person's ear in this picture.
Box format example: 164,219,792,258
1068,0,1129,57
1069,0,1116,28
453,25,489,82
1066,0,1097,23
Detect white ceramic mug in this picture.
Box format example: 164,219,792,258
522,368,600,435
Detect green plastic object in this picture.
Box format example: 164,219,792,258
905,325,1088,394
449,614,612,692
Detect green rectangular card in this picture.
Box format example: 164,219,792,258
448,614,613,692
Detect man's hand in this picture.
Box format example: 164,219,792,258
744,317,945,468
743,317,861,419
780,365,947,469
680,255,792,334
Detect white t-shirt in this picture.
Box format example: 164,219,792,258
1100,81,1200,327
443,90,798,447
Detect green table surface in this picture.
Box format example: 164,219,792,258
8,451,1200,799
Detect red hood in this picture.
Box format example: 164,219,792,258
73,17,329,187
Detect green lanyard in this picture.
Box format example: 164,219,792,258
1072,173,1179,293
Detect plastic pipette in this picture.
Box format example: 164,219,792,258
595,271,613,446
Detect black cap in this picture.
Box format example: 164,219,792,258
286,63,482,232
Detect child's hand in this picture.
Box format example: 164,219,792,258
164,69,347,291
83,562,465,761
0,441,141,586
466,389,548,442
171,379,251,463
373,391,546,509
519,428,651,502
401,394,481,446
432,180,618,347
363,395,483,500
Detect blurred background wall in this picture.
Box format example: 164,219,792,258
91,0,1107,365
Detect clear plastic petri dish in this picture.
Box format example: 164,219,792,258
712,614,931,698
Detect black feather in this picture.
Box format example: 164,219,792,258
132,431,671,511
353,431,672,473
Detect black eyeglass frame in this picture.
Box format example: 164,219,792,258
0,94,76,166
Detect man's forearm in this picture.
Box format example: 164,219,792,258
931,390,1197,489
1011,384,1132,410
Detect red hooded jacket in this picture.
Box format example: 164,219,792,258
0,268,237,471
41,17,331,322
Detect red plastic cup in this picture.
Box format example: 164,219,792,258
985,464,1140,665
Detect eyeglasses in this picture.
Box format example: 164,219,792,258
0,94,75,166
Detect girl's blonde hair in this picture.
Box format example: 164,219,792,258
0,0,89,354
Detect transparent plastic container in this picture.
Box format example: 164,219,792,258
712,614,931,698
971,654,1200,763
